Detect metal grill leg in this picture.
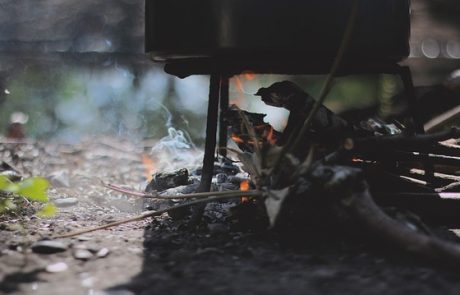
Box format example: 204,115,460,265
218,75,230,157
400,66,424,134
189,73,221,226
199,73,221,192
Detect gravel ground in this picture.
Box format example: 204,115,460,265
2,138,460,295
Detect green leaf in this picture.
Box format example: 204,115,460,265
17,177,49,202
0,175,13,191
37,203,57,217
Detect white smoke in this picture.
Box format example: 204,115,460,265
150,106,202,173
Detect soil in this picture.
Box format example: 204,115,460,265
2,138,460,295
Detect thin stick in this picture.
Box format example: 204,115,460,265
355,127,460,149
104,182,261,199
289,0,360,151
271,0,360,174
54,192,262,239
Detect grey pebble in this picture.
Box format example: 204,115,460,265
46,262,68,273
74,249,93,260
53,198,79,208
31,240,68,254
97,248,110,258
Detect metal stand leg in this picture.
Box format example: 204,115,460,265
400,66,424,134
218,75,230,157
199,73,221,192
189,74,221,226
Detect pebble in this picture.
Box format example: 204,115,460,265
77,236,93,241
47,170,70,187
53,198,79,208
46,262,68,273
97,248,110,258
31,240,68,254
74,249,93,260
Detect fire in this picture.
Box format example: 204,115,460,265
230,125,278,148
142,153,155,181
242,71,256,81
240,179,250,203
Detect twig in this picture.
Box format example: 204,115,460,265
271,0,360,175
378,192,460,199
359,150,460,167
104,182,261,200
424,105,460,133
54,191,263,239
354,127,460,150
289,0,360,152
435,182,460,193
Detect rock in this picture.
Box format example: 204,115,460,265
77,235,92,241
74,249,93,260
47,170,70,187
145,168,189,192
97,248,110,258
0,170,22,182
53,197,79,208
31,240,68,254
46,262,68,273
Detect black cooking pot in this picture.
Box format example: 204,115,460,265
145,0,410,63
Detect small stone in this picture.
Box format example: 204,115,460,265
53,197,79,208
77,236,92,241
31,240,68,254
46,262,68,273
74,249,93,260
48,170,70,187
97,248,110,258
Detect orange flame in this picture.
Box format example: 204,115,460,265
240,180,250,203
230,125,277,148
142,154,155,181
242,71,256,81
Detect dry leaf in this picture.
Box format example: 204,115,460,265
264,187,290,227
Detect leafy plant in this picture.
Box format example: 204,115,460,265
0,175,56,217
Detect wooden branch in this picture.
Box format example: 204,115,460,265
354,127,460,150
424,104,460,133
358,150,460,167
314,165,460,269
346,186,460,269
54,192,262,239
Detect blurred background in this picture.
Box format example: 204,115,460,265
0,0,460,144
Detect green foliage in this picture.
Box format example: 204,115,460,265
0,175,56,217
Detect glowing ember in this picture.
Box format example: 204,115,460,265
240,179,250,203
